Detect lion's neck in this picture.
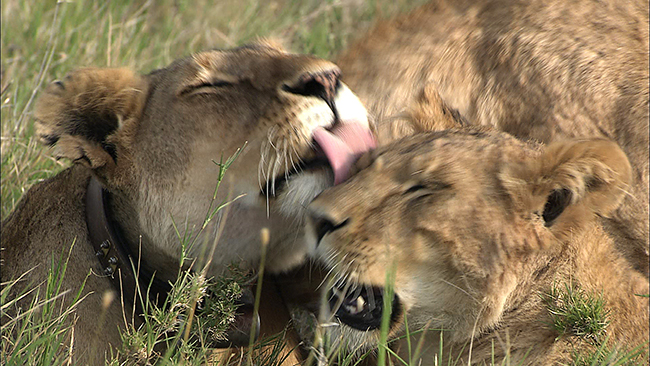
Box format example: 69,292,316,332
105,191,182,282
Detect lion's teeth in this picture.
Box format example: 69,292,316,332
356,295,365,309
344,295,366,315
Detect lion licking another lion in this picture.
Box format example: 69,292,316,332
2,0,648,364
1,42,374,365
292,0,648,363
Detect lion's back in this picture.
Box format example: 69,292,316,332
1,165,123,364
336,0,649,275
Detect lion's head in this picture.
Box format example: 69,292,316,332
304,129,634,358
34,41,374,278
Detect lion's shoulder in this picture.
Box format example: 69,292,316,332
2,165,91,281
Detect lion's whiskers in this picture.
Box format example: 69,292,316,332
440,278,479,304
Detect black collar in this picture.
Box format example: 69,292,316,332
85,176,171,314
85,176,265,347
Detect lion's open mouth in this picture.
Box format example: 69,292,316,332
328,284,400,331
261,122,376,197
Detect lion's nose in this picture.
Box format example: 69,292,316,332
282,68,341,106
308,210,349,247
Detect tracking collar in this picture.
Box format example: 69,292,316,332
86,176,261,347
85,176,171,314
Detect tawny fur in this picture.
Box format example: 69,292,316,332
336,0,649,276
308,130,648,365
2,43,369,365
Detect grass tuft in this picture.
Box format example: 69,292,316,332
571,338,648,366
541,283,647,366
112,265,251,365
543,282,610,344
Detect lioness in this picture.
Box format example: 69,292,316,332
1,42,375,364
335,0,649,276
306,129,649,365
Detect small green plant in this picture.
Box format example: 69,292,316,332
112,264,251,365
192,266,250,346
541,282,648,366
543,282,610,344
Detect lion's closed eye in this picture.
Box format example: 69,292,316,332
404,184,427,194
180,80,236,96
194,80,235,89
402,182,450,198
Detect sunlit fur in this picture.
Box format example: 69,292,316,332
308,130,648,365
2,42,368,365
31,42,369,278
337,0,649,276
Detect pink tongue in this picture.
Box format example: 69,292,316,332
312,123,377,185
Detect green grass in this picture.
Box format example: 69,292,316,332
571,340,648,366
543,282,610,344
542,283,647,366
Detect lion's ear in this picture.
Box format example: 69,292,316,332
409,84,468,132
502,139,632,238
35,68,148,175
377,84,468,143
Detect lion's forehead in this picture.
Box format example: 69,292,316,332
387,130,534,156
324,130,542,248
367,130,538,186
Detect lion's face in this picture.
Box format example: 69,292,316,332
305,130,630,351
35,42,373,276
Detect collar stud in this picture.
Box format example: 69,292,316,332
86,176,171,316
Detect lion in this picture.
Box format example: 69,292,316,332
304,129,649,365
1,42,375,365
334,0,650,276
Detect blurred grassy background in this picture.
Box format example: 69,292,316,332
1,0,428,219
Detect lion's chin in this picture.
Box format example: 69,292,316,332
288,299,385,356
273,166,334,218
